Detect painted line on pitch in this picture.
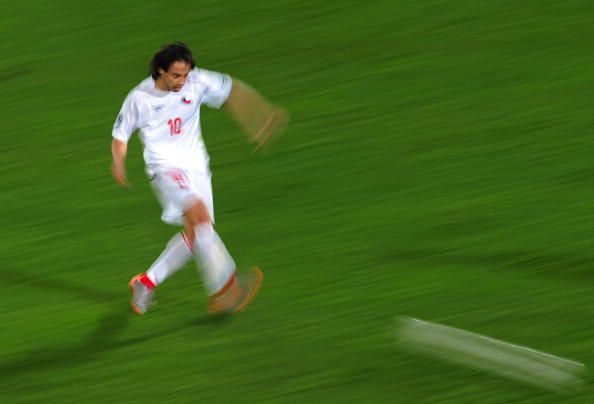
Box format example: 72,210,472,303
394,316,586,393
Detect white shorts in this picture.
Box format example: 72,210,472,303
150,168,214,226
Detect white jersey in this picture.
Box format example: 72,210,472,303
112,68,232,176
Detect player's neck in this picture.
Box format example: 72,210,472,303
154,77,170,92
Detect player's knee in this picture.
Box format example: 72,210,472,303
185,199,211,226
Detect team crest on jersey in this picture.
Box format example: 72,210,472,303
181,96,193,105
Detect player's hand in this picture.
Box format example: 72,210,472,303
111,162,130,187
251,106,289,152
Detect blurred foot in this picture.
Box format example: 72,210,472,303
209,267,263,315
129,273,154,315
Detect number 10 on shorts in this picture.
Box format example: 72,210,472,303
168,117,182,135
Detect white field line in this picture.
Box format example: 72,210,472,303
395,317,586,392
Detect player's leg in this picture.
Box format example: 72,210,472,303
183,196,262,315
130,232,193,315
183,200,234,293
129,170,194,315
147,232,193,285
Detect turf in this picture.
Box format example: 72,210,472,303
3,0,594,402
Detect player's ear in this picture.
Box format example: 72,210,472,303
158,68,166,77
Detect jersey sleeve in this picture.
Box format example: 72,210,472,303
196,69,233,109
112,93,139,143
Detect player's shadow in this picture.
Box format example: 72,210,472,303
2,269,121,305
0,266,236,396
0,307,231,389
0,66,33,82
86,308,230,349
2,267,234,389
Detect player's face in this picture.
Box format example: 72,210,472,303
158,61,191,92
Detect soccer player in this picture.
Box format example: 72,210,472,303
111,42,287,316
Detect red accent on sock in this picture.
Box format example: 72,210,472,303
181,232,194,252
210,272,237,300
139,273,156,289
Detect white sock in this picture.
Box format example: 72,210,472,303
193,224,236,295
147,232,193,285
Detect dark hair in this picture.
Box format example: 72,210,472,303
149,42,196,79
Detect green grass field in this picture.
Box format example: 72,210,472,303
3,0,594,402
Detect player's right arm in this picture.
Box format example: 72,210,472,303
111,139,129,187
111,92,139,187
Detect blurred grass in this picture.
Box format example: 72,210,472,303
3,0,594,402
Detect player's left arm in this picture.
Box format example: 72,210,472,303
224,78,288,151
